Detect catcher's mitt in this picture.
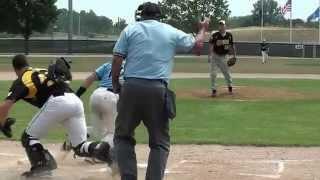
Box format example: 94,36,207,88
227,57,237,67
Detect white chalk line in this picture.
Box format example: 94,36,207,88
239,173,281,179
87,162,188,175
0,153,23,157
239,160,285,179
277,161,285,174
0,153,319,178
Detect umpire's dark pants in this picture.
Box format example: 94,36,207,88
114,78,170,180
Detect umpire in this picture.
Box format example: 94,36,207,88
111,2,209,180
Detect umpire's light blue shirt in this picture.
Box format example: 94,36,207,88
113,20,195,82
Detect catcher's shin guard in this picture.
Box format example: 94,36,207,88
21,132,57,177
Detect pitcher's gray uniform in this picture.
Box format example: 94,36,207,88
208,20,236,97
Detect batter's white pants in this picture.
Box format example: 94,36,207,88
26,93,87,147
89,87,119,148
262,51,268,64
210,54,233,90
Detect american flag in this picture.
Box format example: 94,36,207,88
281,0,292,15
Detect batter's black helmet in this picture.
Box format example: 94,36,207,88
135,2,163,21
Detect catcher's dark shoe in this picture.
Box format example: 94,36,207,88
21,152,57,178
211,90,217,97
93,142,113,165
228,87,233,95
22,168,53,178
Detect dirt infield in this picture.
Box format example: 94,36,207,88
177,86,309,101
0,141,319,180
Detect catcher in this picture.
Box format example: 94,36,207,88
0,55,112,177
208,20,237,97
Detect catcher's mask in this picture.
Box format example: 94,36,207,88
135,2,163,21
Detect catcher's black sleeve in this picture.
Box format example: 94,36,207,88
5,80,28,102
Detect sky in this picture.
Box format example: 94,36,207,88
56,0,319,23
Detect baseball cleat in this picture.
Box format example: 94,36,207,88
228,87,233,95
21,158,57,178
93,142,113,164
211,90,217,97
22,169,53,178
22,148,57,178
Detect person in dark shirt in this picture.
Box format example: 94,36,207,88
261,39,270,64
208,20,237,97
0,55,112,178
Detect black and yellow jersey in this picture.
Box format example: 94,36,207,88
6,67,72,108
209,32,234,55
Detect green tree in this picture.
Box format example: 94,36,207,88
228,15,255,28
0,0,59,54
159,0,230,33
252,0,284,26
114,18,128,34
54,9,114,36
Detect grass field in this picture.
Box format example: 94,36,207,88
1,78,320,146
1,56,320,74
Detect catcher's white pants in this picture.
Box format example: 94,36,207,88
26,93,87,147
262,50,268,64
89,87,119,148
210,54,233,90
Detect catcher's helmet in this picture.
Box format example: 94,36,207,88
135,2,162,21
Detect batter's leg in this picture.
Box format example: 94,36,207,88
63,93,112,163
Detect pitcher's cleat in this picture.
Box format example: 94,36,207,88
211,90,217,97
228,86,233,95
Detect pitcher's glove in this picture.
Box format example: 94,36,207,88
0,118,16,138
227,57,237,67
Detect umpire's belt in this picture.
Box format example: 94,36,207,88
125,77,167,87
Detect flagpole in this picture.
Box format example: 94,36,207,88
289,1,293,43
318,0,320,44
261,0,264,41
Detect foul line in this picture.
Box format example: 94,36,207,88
0,153,23,157
239,160,285,179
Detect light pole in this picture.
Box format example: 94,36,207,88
68,0,73,54
260,0,264,42
78,13,81,36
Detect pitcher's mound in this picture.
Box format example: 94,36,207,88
177,86,307,100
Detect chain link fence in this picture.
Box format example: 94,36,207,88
0,39,319,58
